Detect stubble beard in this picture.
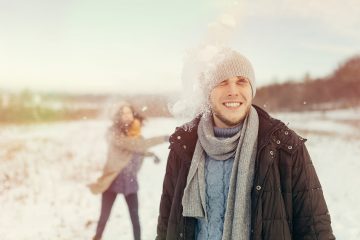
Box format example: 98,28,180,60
212,103,251,127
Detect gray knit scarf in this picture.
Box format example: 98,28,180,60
182,106,259,240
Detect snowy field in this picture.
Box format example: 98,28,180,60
0,108,360,240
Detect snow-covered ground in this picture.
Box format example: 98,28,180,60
0,108,359,240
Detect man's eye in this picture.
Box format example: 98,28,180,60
237,79,247,84
216,81,227,87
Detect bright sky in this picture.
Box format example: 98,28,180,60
1,0,359,94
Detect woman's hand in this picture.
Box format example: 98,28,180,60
153,155,161,164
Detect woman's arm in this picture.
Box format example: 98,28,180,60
111,132,168,153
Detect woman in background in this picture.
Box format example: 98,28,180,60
89,103,168,240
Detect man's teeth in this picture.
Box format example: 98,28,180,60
224,102,241,107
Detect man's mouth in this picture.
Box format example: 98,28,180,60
222,102,242,108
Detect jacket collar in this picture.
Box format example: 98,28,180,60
253,105,283,148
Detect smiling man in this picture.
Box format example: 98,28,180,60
156,48,335,240
209,76,253,128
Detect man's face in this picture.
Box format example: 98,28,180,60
209,76,253,128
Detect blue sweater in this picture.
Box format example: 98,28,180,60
196,125,241,240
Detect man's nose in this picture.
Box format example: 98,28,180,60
227,83,239,96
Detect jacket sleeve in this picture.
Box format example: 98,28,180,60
156,149,179,240
111,133,168,154
292,143,335,240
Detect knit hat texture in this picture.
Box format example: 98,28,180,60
200,48,256,97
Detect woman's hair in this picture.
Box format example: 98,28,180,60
112,103,145,135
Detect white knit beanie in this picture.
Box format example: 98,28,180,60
200,48,256,97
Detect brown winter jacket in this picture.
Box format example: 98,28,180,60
156,105,335,240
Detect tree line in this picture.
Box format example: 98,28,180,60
253,55,360,111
